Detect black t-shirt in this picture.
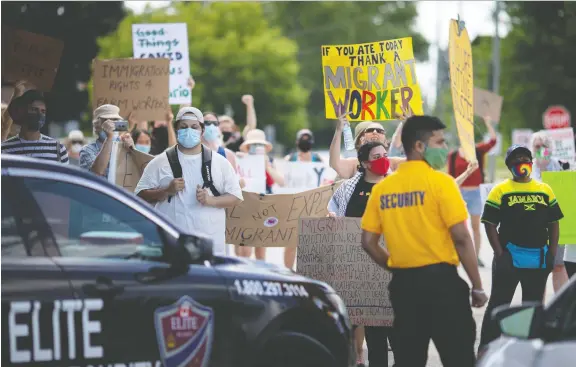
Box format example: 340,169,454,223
345,177,376,218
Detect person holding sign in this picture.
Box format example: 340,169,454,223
478,145,564,351
447,115,498,267
361,115,486,367
327,141,396,367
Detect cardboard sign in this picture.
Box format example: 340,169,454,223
449,19,475,162
474,87,503,123
132,23,191,105
226,183,341,248
542,172,576,244
321,37,424,121
544,128,576,164
236,155,266,194
93,58,170,121
2,27,64,91
114,144,154,192
512,129,534,147
298,217,393,326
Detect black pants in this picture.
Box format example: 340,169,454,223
352,325,396,366
565,261,576,278
389,263,476,367
479,253,550,348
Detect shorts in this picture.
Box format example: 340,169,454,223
555,245,566,267
460,188,483,216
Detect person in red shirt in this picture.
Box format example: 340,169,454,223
447,115,497,267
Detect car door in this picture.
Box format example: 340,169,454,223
1,175,75,367
16,172,233,367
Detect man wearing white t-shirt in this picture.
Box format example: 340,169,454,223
135,107,243,255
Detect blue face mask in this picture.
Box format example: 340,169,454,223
203,125,220,142
177,128,201,148
135,144,151,154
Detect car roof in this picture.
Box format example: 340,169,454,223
1,154,182,234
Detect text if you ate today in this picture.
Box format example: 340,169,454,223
321,37,424,121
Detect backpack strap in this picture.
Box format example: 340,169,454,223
201,145,221,197
449,151,457,177
165,146,182,203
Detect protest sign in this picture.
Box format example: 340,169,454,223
473,87,503,123
542,172,576,244
281,161,337,189
544,128,576,164
226,183,340,248
512,129,534,147
479,183,496,216
449,19,475,162
298,217,393,326
114,144,154,192
321,37,424,121
2,27,64,91
132,23,191,105
93,58,170,121
237,155,266,194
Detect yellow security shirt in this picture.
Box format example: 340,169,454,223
361,161,469,268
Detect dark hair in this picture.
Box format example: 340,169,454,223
8,89,45,121
203,111,219,121
357,141,386,173
401,115,446,154
131,128,152,144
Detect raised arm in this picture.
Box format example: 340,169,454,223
2,81,31,141
166,109,177,148
242,95,256,138
329,114,357,179
455,161,479,186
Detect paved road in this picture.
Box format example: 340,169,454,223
226,219,556,366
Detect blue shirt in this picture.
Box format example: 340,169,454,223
80,140,110,177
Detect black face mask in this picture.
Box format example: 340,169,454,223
298,139,312,152
23,112,46,132
222,131,233,142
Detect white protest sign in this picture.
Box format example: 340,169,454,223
273,160,337,194
512,129,534,147
479,183,495,216
298,217,393,327
545,127,576,164
132,23,191,105
237,155,266,194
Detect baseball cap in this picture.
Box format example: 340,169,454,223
93,104,122,121
176,107,204,124
505,144,532,165
296,129,314,141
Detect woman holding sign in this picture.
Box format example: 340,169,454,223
327,141,396,367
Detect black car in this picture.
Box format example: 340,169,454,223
1,155,353,367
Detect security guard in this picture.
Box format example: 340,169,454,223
360,115,488,367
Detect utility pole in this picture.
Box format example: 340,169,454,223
487,0,501,183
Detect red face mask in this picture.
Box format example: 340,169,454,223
367,156,390,176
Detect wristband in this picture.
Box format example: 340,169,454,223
472,289,485,294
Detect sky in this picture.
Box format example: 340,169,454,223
124,1,510,107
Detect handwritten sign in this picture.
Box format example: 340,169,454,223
237,155,266,193
277,161,337,190
321,37,424,121
2,27,64,91
226,183,340,248
114,144,154,192
298,217,393,326
474,87,503,123
449,19,475,162
544,128,576,164
512,129,534,146
132,23,191,105
93,58,170,121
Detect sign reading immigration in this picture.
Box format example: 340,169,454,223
298,217,393,326
93,58,170,121
321,37,424,121
449,18,475,162
132,23,191,105
226,183,340,248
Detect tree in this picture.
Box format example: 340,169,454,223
93,1,308,146
264,1,429,147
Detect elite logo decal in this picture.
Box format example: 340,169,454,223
154,296,214,367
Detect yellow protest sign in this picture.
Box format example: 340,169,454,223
322,37,423,121
449,18,475,161
542,171,576,244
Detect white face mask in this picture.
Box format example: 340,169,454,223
71,143,82,153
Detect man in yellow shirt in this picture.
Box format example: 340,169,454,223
361,115,487,367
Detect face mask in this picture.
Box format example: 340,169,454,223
25,112,46,131
222,131,233,142
424,145,449,170
510,162,533,178
249,144,266,155
71,143,82,153
177,128,201,148
204,125,220,142
135,144,151,154
367,156,390,176
98,130,107,142
298,139,312,152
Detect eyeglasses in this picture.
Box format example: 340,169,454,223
365,128,385,134
204,120,219,127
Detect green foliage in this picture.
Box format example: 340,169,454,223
92,1,308,146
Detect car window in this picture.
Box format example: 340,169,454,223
2,186,29,257
544,280,576,342
21,177,165,260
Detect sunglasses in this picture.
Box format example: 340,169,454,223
204,120,219,127
365,128,385,134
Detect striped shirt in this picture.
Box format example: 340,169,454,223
1,134,69,164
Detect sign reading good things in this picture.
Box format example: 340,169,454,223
449,18,475,162
321,37,424,121
298,217,393,326
226,183,340,248
132,23,191,105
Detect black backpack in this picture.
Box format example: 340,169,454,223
165,145,221,203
